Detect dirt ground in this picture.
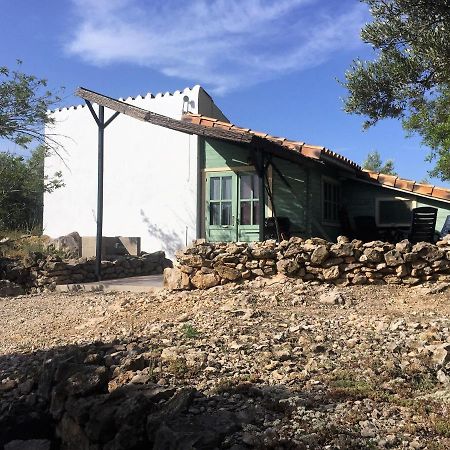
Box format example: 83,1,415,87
2,279,450,448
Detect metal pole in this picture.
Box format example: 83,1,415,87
96,106,105,281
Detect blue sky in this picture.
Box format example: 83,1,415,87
0,0,441,185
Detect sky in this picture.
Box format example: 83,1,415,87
0,0,443,185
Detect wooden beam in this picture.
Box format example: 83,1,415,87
75,87,253,145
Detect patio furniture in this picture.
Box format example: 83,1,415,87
440,215,450,240
338,206,354,239
408,207,438,244
353,216,380,242
264,216,291,241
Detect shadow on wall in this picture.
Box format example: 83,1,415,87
140,209,184,258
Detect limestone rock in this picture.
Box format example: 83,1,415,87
361,248,383,263
191,271,220,289
412,242,444,262
177,254,203,268
319,289,345,305
310,245,329,265
384,250,404,267
330,242,354,257
214,264,241,281
323,265,340,280
50,231,82,258
163,268,191,291
276,258,299,275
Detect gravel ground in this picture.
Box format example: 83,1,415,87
2,279,450,448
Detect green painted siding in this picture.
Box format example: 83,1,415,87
343,179,450,235
205,138,252,169
271,157,307,235
308,166,343,241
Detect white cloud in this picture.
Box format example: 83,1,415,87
66,0,368,94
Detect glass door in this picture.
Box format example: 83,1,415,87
206,172,237,242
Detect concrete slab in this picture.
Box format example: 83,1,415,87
55,274,164,293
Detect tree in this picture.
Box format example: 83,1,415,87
0,147,64,232
0,61,62,149
0,62,64,232
362,150,397,175
343,0,450,180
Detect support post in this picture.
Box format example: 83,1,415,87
258,151,265,241
96,105,105,281
85,101,120,281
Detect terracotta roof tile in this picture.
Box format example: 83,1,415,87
394,178,415,191
432,187,450,200
300,145,322,159
413,183,434,196
182,113,450,203
377,174,397,187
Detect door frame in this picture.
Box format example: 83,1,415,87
204,167,268,242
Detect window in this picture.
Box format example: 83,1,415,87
376,197,414,227
322,178,341,223
239,173,260,225
209,175,233,225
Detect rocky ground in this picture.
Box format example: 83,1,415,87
2,279,450,449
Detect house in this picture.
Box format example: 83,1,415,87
44,86,450,259
44,86,227,259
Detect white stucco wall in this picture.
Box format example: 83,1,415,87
44,85,223,259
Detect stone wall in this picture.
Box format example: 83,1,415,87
164,236,450,290
0,251,169,294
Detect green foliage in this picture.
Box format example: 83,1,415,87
343,0,450,180
181,323,200,339
0,61,62,149
0,146,64,232
362,150,397,175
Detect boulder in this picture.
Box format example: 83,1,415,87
177,254,203,268
384,250,404,266
250,244,276,259
323,265,341,280
50,232,82,258
163,268,191,291
191,271,220,289
310,245,329,265
361,248,383,263
276,258,299,275
330,243,354,257
319,289,345,305
214,264,241,281
412,242,444,262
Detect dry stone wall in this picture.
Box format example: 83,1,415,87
0,251,169,294
164,236,450,290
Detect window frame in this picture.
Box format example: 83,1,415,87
375,196,416,227
321,176,341,226
238,172,260,226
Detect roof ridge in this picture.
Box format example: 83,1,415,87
50,85,202,114
182,112,361,170
183,112,450,202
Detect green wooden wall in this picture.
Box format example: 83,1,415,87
204,139,252,169
203,138,450,242
204,138,345,242
343,180,450,233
